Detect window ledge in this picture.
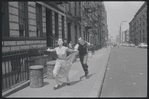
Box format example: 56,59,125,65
2,37,46,41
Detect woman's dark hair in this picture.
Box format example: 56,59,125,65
57,38,64,42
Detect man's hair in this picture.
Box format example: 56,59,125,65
78,36,83,40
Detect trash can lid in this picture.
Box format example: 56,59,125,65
29,65,44,69
47,60,56,65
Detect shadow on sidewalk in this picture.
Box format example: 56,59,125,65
57,73,96,89
43,82,49,86
86,73,96,79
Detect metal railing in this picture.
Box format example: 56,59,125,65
47,36,58,59
2,50,29,92
47,35,58,48
2,46,58,92
2,35,60,92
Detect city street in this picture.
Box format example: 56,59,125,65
2,1,147,98
5,47,111,98
100,46,147,97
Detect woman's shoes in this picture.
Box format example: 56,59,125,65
53,84,61,90
53,83,70,90
67,82,70,85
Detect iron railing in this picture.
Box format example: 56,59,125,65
2,47,57,92
2,49,29,92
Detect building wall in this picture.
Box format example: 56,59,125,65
66,1,82,44
2,2,47,52
129,2,147,45
2,1,66,52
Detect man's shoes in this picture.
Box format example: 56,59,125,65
67,82,70,85
85,70,89,77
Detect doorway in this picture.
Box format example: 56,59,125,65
46,9,53,47
67,23,71,43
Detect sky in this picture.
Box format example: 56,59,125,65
103,1,145,41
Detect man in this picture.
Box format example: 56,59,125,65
63,39,68,47
74,37,90,78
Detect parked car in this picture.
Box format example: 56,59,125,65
138,43,147,48
130,43,135,47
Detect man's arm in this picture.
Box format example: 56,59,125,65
85,41,91,46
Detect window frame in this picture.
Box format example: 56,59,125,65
2,2,46,41
36,3,43,37
2,2,9,37
18,2,29,37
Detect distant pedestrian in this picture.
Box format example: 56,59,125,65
74,37,90,78
68,41,73,49
63,39,68,47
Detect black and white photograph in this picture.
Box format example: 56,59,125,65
2,1,147,98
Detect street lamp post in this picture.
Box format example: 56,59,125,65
119,21,127,44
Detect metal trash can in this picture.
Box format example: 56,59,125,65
46,60,56,79
29,65,44,88
88,51,92,58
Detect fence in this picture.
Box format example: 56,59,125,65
2,50,29,92
2,48,57,92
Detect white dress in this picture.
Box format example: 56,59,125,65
53,46,78,78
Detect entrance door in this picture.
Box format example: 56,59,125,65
46,9,53,47
67,23,71,43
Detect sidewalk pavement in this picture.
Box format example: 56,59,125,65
3,47,111,98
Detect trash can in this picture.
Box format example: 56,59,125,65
29,65,44,88
88,51,92,58
46,60,56,79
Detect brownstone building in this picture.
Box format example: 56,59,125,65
129,2,147,45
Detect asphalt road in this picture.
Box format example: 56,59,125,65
100,46,147,97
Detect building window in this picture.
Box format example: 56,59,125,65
79,2,81,15
2,2,9,37
55,12,59,38
36,3,43,37
74,2,77,15
67,2,71,13
18,2,28,37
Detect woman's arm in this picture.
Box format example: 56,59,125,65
47,47,56,52
67,47,78,52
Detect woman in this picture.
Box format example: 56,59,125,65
74,37,90,78
68,41,73,49
47,38,77,90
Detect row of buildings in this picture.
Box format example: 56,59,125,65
129,2,147,45
2,1,108,52
117,2,147,45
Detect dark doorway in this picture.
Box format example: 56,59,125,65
75,25,77,44
67,23,71,43
46,9,53,47
55,12,59,39
62,16,65,39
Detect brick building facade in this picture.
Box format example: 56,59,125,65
129,2,147,45
2,2,67,52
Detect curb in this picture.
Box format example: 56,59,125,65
88,47,111,97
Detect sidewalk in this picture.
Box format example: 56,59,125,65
3,47,111,98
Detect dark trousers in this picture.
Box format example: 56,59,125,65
79,54,88,73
